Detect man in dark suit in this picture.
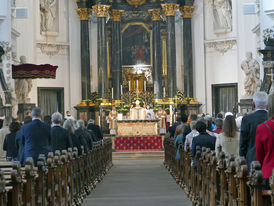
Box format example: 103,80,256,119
240,91,268,169
192,120,216,158
75,120,91,153
50,112,72,153
87,119,103,140
21,107,51,165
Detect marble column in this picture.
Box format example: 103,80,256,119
93,5,111,99
162,3,179,98
76,8,91,100
148,8,162,99
110,9,124,100
181,5,195,98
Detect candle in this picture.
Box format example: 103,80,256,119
170,105,172,125
112,88,114,99
163,87,165,97
121,85,123,95
136,80,138,89
144,81,146,91
129,81,131,91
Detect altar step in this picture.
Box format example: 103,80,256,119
113,151,164,160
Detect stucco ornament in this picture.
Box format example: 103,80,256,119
241,52,261,97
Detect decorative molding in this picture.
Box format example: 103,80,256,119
180,6,195,18
263,26,274,41
110,9,124,21
161,3,179,16
126,0,146,8
92,5,110,18
76,8,92,20
205,38,237,54
0,42,12,53
36,42,69,56
148,8,161,21
262,61,274,68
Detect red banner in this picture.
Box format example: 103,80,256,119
12,63,58,79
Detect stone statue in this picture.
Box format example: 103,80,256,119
40,0,57,32
0,46,4,64
15,56,33,103
214,0,232,29
0,46,11,105
241,52,260,97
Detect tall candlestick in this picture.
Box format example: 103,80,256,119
129,81,131,91
120,85,123,95
111,87,114,99
144,81,146,91
163,87,165,97
136,80,138,89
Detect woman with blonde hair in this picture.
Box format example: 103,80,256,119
256,93,274,189
215,115,240,156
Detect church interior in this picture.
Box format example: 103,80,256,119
0,0,274,205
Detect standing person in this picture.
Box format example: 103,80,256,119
43,115,52,126
65,111,75,121
87,119,99,142
3,122,21,161
16,116,32,165
87,119,103,140
0,117,11,158
75,120,90,153
213,118,223,134
256,93,274,189
240,91,268,169
184,121,199,151
215,115,240,157
50,112,72,153
21,107,51,165
170,117,182,138
63,119,82,155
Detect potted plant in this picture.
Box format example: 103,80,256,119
96,98,103,105
84,99,91,106
185,97,191,104
105,109,111,116
165,108,170,114
121,108,129,116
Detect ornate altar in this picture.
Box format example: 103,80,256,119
117,120,159,136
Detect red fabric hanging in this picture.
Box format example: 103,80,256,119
12,64,58,79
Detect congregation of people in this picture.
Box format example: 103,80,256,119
172,91,274,189
0,107,103,166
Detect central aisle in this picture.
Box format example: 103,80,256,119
83,159,192,206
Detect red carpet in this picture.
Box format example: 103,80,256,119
114,136,162,152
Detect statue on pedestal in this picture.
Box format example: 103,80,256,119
214,0,232,29
108,106,118,135
156,107,167,134
15,56,33,104
241,52,260,97
130,100,146,120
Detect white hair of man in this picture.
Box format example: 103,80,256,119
88,119,95,124
51,112,63,124
77,119,85,129
253,91,268,110
63,119,75,134
31,107,42,118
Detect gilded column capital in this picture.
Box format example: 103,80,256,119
148,8,162,21
180,5,195,18
110,9,125,21
92,4,111,17
76,8,92,20
161,3,179,16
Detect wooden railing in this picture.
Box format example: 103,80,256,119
0,138,113,206
164,137,273,206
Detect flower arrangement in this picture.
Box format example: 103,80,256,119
165,108,170,114
96,98,103,104
105,109,111,115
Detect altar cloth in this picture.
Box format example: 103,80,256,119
114,136,162,152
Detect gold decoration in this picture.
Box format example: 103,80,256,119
126,0,146,8
76,8,92,20
110,9,125,21
148,8,162,21
181,6,195,18
161,3,179,16
101,99,112,106
92,5,110,17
